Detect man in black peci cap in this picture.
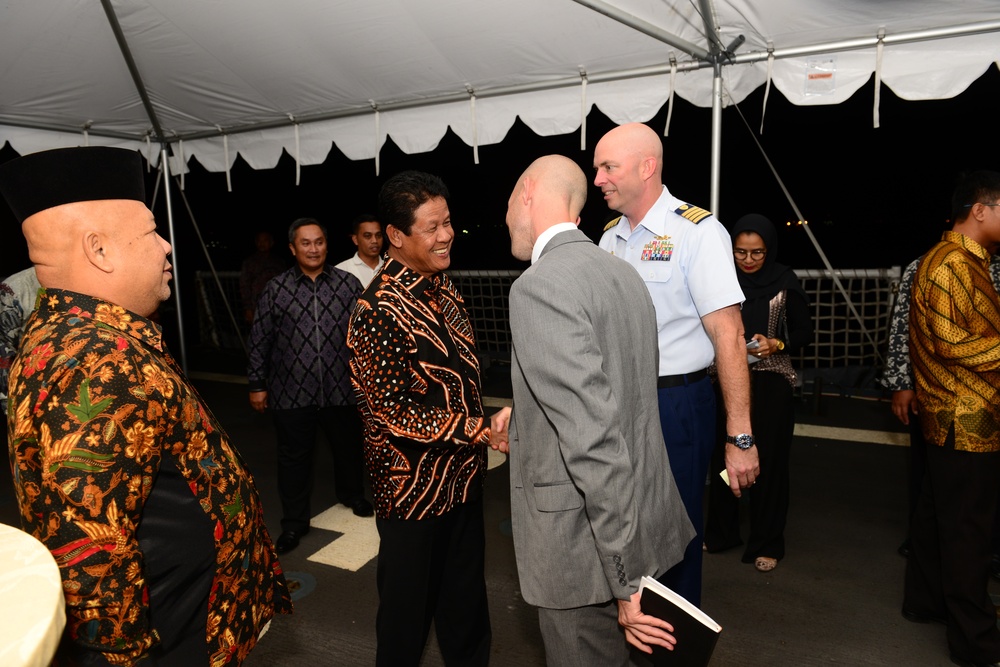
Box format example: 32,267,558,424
0,146,291,667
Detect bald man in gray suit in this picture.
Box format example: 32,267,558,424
494,155,695,666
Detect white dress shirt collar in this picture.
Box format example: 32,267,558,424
531,222,578,264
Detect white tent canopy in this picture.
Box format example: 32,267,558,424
2,0,999,178
2,0,998,370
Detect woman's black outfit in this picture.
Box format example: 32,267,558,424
704,214,813,564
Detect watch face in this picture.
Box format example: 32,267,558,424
732,434,754,449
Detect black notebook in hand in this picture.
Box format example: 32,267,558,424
638,576,722,666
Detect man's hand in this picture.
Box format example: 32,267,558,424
249,390,268,413
725,443,760,498
892,389,917,426
489,407,511,454
617,590,677,654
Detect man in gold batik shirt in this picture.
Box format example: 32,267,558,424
0,147,291,667
903,170,1000,667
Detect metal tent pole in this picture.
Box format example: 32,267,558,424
698,0,725,216
99,0,165,141
568,0,710,59
100,0,189,371
159,146,188,373
709,63,723,216
173,182,248,357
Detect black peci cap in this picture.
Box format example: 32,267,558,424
0,146,146,223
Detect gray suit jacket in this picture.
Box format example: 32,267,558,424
508,228,695,610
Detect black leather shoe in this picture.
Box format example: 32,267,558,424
275,528,309,554
348,497,374,518
901,607,947,625
949,653,1000,667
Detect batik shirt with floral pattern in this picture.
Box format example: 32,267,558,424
347,259,489,520
7,289,291,666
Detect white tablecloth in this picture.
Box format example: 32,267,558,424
0,522,65,667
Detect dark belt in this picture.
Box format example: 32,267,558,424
657,368,708,389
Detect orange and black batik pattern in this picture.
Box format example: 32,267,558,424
347,259,489,521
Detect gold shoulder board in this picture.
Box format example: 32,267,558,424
674,204,712,224
603,215,623,232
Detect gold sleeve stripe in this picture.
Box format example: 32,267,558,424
603,215,623,232
675,204,712,224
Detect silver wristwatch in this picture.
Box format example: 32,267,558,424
726,433,755,450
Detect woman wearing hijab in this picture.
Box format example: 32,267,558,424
704,213,813,572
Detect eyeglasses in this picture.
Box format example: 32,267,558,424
963,203,1000,208
733,249,766,259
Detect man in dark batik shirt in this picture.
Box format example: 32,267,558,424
247,217,373,556
0,146,290,667
348,171,506,667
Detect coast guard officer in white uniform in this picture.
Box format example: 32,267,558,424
595,122,759,607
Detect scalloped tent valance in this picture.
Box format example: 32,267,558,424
1,0,998,177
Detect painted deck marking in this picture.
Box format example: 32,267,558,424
306,447,507,571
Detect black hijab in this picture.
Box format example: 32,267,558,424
730,213,805,338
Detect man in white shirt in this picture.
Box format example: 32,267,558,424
335,214,384,289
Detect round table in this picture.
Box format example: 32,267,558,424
0,522,65,667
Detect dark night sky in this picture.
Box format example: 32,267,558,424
2,66,999,280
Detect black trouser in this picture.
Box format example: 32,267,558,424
705,371,794,562
271,405,365,532
906,415,929,529
374,500,491,667
904,427,1000,664
903,413,1000,554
